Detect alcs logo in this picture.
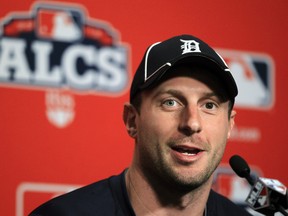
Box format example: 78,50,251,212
0,2,130,95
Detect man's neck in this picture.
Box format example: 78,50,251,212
125,167,212,216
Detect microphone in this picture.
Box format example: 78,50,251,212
229,154,255,186
229,155,288,216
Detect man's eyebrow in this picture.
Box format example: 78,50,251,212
158,89,226,102
154,89,184,97
202,92,226,102
202,92,218,98
152,88,226,101
158,89,217,97
149,89,185,101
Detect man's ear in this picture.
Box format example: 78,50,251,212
227,110,236,139
123,103,138,138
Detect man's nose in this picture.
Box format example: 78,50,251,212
178,105,202,136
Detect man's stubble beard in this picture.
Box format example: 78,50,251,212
138,142,221,195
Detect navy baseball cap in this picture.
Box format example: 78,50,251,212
130,34,238,103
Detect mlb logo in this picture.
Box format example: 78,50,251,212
246,181,269,209
35,6,83,41
213,166,252,205
16,182,81,216
217,49,275,109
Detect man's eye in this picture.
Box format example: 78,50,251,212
205,102,216,109
163,99,178,107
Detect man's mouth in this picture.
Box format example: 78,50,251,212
172,146,203,156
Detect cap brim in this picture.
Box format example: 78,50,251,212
139,55,238,99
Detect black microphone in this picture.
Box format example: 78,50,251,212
229,155,288,216
229,155,255,186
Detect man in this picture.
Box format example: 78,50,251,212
30,34,251,216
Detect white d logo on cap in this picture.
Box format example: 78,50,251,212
180,39,201,54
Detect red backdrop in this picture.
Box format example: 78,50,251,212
1,1,287,215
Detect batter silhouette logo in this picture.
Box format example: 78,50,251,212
37,8,83,42
217,49,275,109
0,1,129,94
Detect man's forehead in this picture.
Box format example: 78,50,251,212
145,65,230,101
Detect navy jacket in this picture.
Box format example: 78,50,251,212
29,171,252,216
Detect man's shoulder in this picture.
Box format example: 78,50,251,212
29,173,124,216
207,190,252,216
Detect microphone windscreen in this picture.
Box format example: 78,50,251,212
229,155,251,178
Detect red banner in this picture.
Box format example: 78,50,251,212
1,1,287,215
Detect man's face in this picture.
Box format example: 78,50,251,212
130,66,236,191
